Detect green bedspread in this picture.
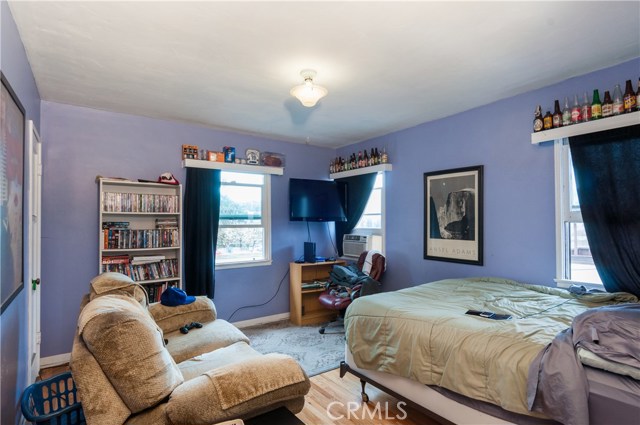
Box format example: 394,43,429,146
344,277,637,417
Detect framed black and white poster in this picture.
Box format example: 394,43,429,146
424,165,483,265
1,73,26,313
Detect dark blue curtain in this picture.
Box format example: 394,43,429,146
335,173,377,256
184,168,221,298
569,124,640,296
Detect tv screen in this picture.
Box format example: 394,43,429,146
289,178,347,222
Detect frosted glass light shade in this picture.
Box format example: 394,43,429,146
290,69,328,107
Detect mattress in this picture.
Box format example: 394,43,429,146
344,277,637,419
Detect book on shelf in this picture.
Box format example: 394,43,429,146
102,221,130,229
102,255,130,264
131,255,166,265
155,218,178,228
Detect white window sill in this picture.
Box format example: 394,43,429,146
215,260,272,270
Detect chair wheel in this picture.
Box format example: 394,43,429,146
361,392,369,403
319,328,325,334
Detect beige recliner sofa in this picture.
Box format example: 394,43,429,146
70,273,310,425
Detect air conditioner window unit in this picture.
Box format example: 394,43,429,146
342,234,382,258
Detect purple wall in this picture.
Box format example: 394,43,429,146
39,58,639,360
340,58,640,293
39,102,337,357
0,1,41,423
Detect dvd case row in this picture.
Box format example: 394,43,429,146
101,258,179,282
146,282,176,303
102,228,179,249
102,192,179,213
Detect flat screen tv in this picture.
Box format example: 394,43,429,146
289,178,347,222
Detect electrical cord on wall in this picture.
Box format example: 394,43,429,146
326,221,339,257
226,266,290,323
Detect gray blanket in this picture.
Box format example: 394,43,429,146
527,303,640,425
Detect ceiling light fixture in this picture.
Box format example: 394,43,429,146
290,69,327,107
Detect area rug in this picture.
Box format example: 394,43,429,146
241,321,345,377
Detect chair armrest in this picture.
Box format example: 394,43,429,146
166,354,310,424
149,296,217,334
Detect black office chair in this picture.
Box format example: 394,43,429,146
318,250,385,334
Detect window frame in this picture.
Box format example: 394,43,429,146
353,171,386,248
554,139,602,288
215,171,272,270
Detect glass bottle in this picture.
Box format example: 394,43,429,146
581,92,591,122
636,78,640,111
543,110,553,130
571,94,582,124
623,79,637,113
552,100,562,128
562,97,571,126
612,84,624,115
601,91,613,118
381,147,389,164
591,89,602,120
374,148,380,164
363,149,369,167
533,105,544,132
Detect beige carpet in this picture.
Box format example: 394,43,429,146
241,320,345,377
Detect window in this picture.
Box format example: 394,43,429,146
555,139,602,286
354,172,385,234
216,171,271,268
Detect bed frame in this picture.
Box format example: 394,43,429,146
341,348,518,425
342,347,640,425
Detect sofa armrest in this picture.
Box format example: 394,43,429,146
166,354,310,424
149,296,217,334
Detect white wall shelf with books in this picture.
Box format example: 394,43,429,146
98,178,183,302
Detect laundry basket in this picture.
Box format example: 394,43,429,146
21,371,85,425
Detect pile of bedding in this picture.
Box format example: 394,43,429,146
528,303,640,425
344,277,637,420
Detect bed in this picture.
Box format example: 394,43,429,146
342,277,640,425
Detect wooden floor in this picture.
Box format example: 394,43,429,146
298,368,440,425
40,365,439,425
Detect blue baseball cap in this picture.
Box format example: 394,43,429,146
161,287,196,306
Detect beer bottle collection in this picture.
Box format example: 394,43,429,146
533,78,639,132
329,147,389,174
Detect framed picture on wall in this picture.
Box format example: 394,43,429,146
424,165,483,265
1,72,26,313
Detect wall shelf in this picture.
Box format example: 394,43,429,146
531,111,640,144
182,158,284,175
329,163,392,179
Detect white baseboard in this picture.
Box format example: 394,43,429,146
232,312,290,329
40,353,71,369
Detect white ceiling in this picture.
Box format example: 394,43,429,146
8,1,640,148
